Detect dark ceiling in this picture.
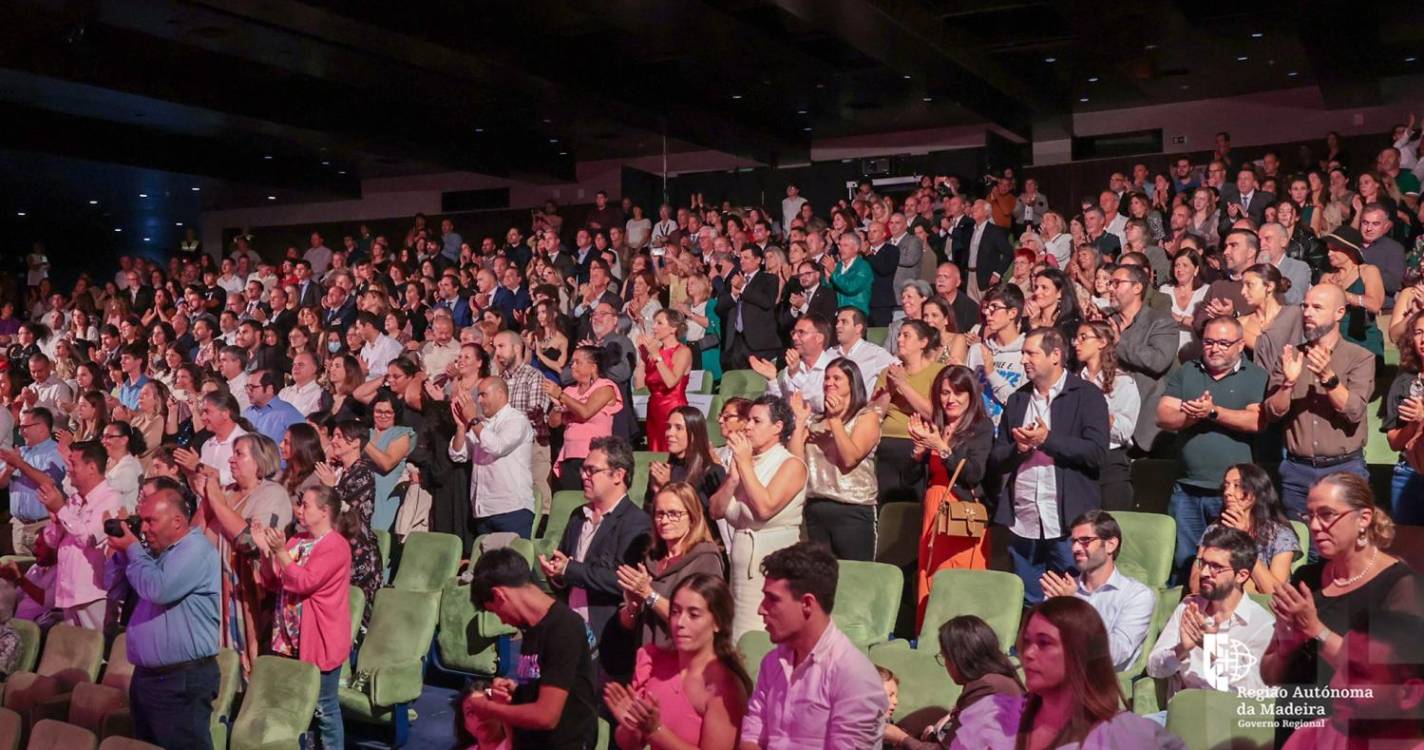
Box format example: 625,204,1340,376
3,0,1423,258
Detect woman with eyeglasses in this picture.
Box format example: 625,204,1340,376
615,482,724,651
1261,474,1420,745
1073,321,1138,511
95,420,146,512
883,614,1024,750
1382,309,1424,525
884,280,931,359
1240,263,1302,379
364,392,415,533
710,395,808,640
1192,464,1300,595
545,346,622,491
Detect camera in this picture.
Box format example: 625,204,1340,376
103,515,142,539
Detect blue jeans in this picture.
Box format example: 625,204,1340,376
304,666,343,750
1167,483,1222,587
1280,456,1369,562
473,508,535,540
1390,461,1424,526
130,658,220,750
1007,532,1074,607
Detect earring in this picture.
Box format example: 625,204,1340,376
1356,526,1368,549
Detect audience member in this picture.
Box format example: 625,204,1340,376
491,331,554,511
1320,227,1386,359
314,420,383,631
1039,511,1155,672
1104,263,1178,451
0,407,66,555
1073,321,1139,508
828,307,896,398
965,284,1026,425
637,310,693,452
450,376,536,539
363,391,416,533
546,346,622,491
1381,308,1424,524
872,321,943,504
754,314,833,416
242,368,305,445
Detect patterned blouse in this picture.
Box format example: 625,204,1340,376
336,458,382,633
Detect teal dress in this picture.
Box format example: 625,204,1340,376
699,299,723,380
369,425,416,533
1343,276,1384,357
827,256,872,315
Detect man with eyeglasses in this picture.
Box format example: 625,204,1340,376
966,285,1027,426
536,436,650,683
1147,525,1272,706
241,370,304,445
1204,160,1229,191
752,315,833,416
1157,316,1266,584
1358,204,1405,298
0,407,66,555
1105,263,1179,451
780,261,837,330
1040,511,1154,671
1265,283,1374,549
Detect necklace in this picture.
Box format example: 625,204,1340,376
1330,546,1379,589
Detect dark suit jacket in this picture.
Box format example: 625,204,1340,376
323,297,357,329
557,496,651,680
865,242,901,324
295,280,322,309
1217,188,1275,235
989,373,1109,533
492,285,531,327
435,296,473,329
269,308,298,335
717,271,782,352
968,223,1012,290
776,283,838,333
127,285,154,312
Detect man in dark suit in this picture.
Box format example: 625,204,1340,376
990,326,1109,606
778,261,838,333
864,221,900,326
322,285,358,330
571,229,598,285
501,226,533,270
537,436,650,683
293,260,323,309
942,194,974,268
717,246,781,371
491,266,532,328
1218,165,1274,236
433,275,472,329
122,269,154,312
572,262,622,342
964,199,1012,299
267,287,297,335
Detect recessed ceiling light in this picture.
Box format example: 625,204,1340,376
88,200,98,205
1079,97,1089,102
143,237,151,242
114,227,122,232
1287,71,1299,77
1251,32,1263,39
1180,84,1191,90
474,128,483,133
1088,77,1099,83
559,151,567,156
542,118,552,124
803,126,812,131
263,155,273,160
815,83,825,89
138,193,148,198
1408,57,1419,63
731,94,742,100
337,170,346,175
321,160,330,166
1237,56,1249,62
922,97,932,102
797,109,807,115
15,211,25,217
267,195,277,200
191,187,200,192
175,222,184,227
549,138,558,143
902,74,911,80
1145,44,1157,50
1044,57,1056,63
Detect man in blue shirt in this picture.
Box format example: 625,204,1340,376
242,370,305,445
0,407,65,555
106,478,220,750
114,343,150,411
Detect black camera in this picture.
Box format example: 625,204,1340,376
103,515,142,539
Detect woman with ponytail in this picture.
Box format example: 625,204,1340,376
604,573,751,750
1261,473,1422,745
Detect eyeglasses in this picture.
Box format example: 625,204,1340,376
1201,338,1242,349
1074,333,1100,343
1302,507,1358,528
653,510,688,521
1198,559,1234,577
934,651,948,667
579,465,614,478
982,303,1008,314
1069,535,1102,548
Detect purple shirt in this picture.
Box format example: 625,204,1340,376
741,622,888,749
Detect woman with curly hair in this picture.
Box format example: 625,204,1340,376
1073,321,1139,510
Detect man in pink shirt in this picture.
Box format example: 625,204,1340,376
740,542,888,749
39,442,121,629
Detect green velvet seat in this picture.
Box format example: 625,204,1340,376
535,491,587,560
96,648,237,748
435,580,516,677
3,624,105,722
717,369,767,398
630,452,669,507
374,529,393,572
865,327,890,346
705,394,731,446
1131,587,1186,715
736,631,775,685
338,588,441,746
1112,511,1176,588
231,655,320,750
1165,688,1274,750
834,561,902,649
0,707,17,750
919,569,1024,652
390,531,463,593
27,719,96,750
349,585,367,644
470,535,535,567
10,619,41,676
873,503,919,568
869,642,961,719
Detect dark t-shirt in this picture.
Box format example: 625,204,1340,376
1163,359,1268,488
513,601,598,750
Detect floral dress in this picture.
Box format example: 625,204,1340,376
272,535,319,657
336,458,383,634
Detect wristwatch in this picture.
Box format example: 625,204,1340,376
1321,374,1341,390
643,591,661,610
1207,408,1219,421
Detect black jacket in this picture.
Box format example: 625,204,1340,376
717,270,782,352
865,242,901,325
965,223,1012,291
990,373,1109,534
557,497,652,680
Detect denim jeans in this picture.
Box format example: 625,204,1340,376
1007,532,1074,607
1280,456,1369,562
473,508,536,540
1390,461,1424,526
304,666,344,750
130,659,220,750
1167,482,1223,587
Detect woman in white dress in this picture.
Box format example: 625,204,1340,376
1159,248,1208,353
710,394,808,640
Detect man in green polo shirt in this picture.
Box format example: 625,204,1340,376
1156,316,1267,585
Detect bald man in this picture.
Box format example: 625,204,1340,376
450,375,536,539
1265,283,1374,541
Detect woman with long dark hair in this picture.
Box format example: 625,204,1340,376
872,320,943,506
1384,309,1424,525
909,365,994,626
1189,464,1300,595
645,406,726,515
604,574,751,750
1013,597,1183,749
1023,268,1082,352
884,614,1025,749
1073,321,1138,510
279,423,327,505
789,357,881,561
1240,263,1301,379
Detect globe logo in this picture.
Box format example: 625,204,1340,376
1203,633,1259,691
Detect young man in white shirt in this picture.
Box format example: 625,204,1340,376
355,311,404,380
1041,511,1155,671
828,307,896,399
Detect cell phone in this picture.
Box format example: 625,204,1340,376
269,513,280,529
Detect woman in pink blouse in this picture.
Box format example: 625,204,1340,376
259,485,352,750
604,574,750,750
545,346,622,491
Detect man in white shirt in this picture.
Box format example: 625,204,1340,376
449,377,535,539
1147,526,1273,700
21,353,73,421
278,352,325,417
828,307,896,399
419,313,461,380
781,183,807,234
1100,190,1129,247
751,315,833,415
217,346,251,411
1041,511,1156,671
355,311,404,380
189,392,248,487
303,231,333,276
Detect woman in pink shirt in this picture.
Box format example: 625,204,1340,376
545,346,622,492
259,485,352,750
604,574,751,750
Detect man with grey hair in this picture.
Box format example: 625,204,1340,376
565,301,638,442
887,212,924,304
1359,203,1406,297
964,198,1011,300
1257,223,1311,305
490,331,554,513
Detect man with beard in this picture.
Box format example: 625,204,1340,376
1039,510,1155,672
1147,526,1274,701
1265,284,1374,531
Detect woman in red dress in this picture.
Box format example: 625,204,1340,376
638,309,692,452
907,365,995,629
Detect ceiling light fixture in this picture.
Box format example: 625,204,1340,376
923,97,932,102
474,128,483,133
1088,77,1099,83
1044,57,1056,63
803,126,812,131
338,170,347,175
903,74,911,80
1237,56,1249,62
1287,71,1299,77
731,94,742,99
139,193,148,198
143,237,151,242
15,211,25,217
797,109,807,115
1408,57,1419,63
175,222,184,227
1079,97,1089,102
191,187,200,192
88,200,98,205
549,138,558,143
114,227,122,232
1251,32,1263,39
267,195,276,200
322,160,330,166
1145,44,1157,50
263,155,273,160
559,151,567,156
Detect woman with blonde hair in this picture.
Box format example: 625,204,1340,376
615,482,724,650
